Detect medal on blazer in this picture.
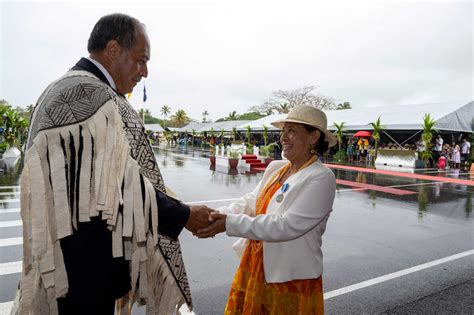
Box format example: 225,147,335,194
276,183,290,202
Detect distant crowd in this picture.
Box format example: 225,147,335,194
430,135,471,170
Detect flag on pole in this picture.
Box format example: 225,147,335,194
143,85,147,103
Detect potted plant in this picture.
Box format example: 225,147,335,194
419,113,437,168
245,125,253,154
333,122,347,163
228,147,242,168
259,143,278,165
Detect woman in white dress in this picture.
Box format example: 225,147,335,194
452,143,461,169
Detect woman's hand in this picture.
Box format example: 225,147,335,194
194,212,227,238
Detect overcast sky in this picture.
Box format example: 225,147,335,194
1,0,472,121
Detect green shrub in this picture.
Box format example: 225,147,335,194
333,150,346,162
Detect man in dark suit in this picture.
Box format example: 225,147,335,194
19,13,213,315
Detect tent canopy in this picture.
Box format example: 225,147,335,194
172,120,252,133
144,124,165,132
229,100,473,133
325,100,473,132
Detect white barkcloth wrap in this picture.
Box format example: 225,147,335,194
14,71,191,315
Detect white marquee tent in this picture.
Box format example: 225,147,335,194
234,100,473,133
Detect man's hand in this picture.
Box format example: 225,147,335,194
194,212,226,238
185,205,215,233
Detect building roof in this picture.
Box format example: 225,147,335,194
144,123,165,132
174,120,252,133
233,100,473,133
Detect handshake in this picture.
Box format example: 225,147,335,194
185,205,227,238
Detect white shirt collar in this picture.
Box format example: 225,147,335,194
86,57,117,90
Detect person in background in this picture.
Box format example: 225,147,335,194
451,142,461,169
461,138,471,169
346,138,355,162
434,135,444,163
195,105,337,314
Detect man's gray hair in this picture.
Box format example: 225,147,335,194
87,13,144,53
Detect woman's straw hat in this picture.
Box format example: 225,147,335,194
271,105,337,147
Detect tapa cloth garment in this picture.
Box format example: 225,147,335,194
16,70,191,315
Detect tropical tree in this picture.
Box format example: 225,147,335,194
245,125,252,153
333,122,345,152
336,102,352,110
420,113,437,164
369,117,384,161
227,111,238,121
160,105,171,120
249,85,336,114
276,103,291,114
170,109,190,128
202,110,209,123
3,108,29,153
219,128,225,147
263,125,269,146
332,122,346,162
232,127,237,141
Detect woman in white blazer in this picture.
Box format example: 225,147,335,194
196,105,337,314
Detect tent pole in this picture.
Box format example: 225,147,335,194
382,130,404,149
400,130,422,145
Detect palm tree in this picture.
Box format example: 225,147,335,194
160,105,171,120
245,125,252,153
420,113,437,164
4,108,28,153
170,109,189,128
263,125,269,146
202,110,209,123
219,128,225,147
227,111,238,121
369,117,384,161
277,103,291,114
333,122,345,152
232,127,237,142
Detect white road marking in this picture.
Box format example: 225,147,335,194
0,220,22,228
0,208,20,214
0,244,470,311
0,192,19,196
0,260,22,276
323,249,474,300
0,237,23,247
0,186,20,190
0,199,19,203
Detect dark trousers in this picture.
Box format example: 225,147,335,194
58,217,131,313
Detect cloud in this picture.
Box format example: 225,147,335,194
1,0,472,121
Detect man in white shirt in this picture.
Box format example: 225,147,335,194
461,138,471,167
435,135,444,152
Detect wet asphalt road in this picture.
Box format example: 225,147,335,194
0,146,473,314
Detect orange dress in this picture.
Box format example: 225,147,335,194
225,163,324,315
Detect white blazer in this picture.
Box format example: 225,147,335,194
219,159,336,283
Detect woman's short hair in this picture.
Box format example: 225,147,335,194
88,13,143,53
302,125,329,155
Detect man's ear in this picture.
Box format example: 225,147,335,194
105,40,122,61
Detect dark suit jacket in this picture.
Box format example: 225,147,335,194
58,58,190,305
